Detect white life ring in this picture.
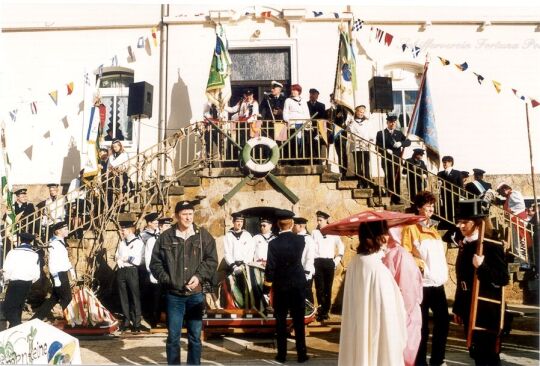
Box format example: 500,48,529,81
241,137,280,173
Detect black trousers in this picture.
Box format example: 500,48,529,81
334,132,348,175
4,280,32,327
117,266,142,327
305,278,314,304
148,282,163,326
382,155,402,203
33,271,72,320
353,151,371,187
416,285,449,366
273,286,307,360
314,258,334,316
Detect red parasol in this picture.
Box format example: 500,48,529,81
320,209,425,236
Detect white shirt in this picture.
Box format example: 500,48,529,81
347,117,372,152
225,100,259,122
48,237,73,275
109,151,129,169
505,191,526,214
252,232,276,263
312,229,344,259
298,230,316,280
3,245,40,283
223,230,255,266
42,196,67,227
115,234,144,268
145,235,158,283
283,97,310,126
67,177,86,201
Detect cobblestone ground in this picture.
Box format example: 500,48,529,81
79,305,539,365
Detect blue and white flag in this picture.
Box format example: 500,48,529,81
333,26,356,113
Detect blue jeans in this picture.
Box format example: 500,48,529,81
166,292,204,365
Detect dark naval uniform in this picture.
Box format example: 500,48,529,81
453,239,509,365
403,157,428,200
13,201,36,233
376,127,411,203
465,180,492,197
437,169,463,224
307,100,326,121
264,230,308,363
260,94,286,121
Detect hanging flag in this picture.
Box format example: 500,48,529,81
206,24,232,113
531,99,540,108
24,145,33,160
402,43,408,52
412,46,421,58
473,72,484,84
375,28,384,43
352,19,363,32
492,80,502,93
455,62,468,71
260,11,271,18
98,104,107,129
313,11,323,17
438,56,450,66
9,110,18,123
137,36,144,48
67,82,74,95
333,12,339,18
384,32,394,46
43,130,51,139
128,45,136,62
30,102,37,114
408,63,440,169
274,122,288,142
511,89,526,101
86,106,99,142
332,25,356,113
111,55,118,66
62,116,69,128
152,26,158,47
0,122,15,227
98,64,104,79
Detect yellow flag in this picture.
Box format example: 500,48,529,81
317,120,328,145
274,122,288,142
49,90,58,105
492,80,502,94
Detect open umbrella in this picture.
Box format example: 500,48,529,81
237,206,294,221
321,209,425,236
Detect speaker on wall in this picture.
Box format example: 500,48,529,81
128,81,153,118
368,77,394,112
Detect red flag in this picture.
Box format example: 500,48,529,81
98,104,107,128
384,32,394,46
375,28,384,42
67,82,74,95
532,99,540,108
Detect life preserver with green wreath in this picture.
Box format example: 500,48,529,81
241,136,280,173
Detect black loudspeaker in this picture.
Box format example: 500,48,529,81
368,77,394,111
128,81,153,118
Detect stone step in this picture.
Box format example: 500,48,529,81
352,188,374,199
320,172,341,183
337,180,358,190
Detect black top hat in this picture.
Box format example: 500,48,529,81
293,217,308,225
19,232,35,243
386,115,398,121
472,168,486,175
14,188,28,196
232,212,245,220
309,88,319,94
51,221,68,233
175,200,195,212
119,220,136,229
144,212,159,223
455,199,488,220
158,217,173,225
413,148,425,155
316,210,330,219
275,209,295,220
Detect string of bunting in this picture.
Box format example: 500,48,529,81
350,17,539,107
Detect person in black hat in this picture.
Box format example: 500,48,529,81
225,89,260,157
252,218,276,266
307,88,326,121
32,221,76,321
305,88,326,161
2,232,40,327
260,81,286,121
312,210,344,321
403,148,428,202
149,199,217,365
12,187,36,233
452,199,509,366
264,209,309,363
293,217,316,304
460,171,470,189
326,93,349,175
376,115,411,204
437,156,463,226
39,183,67,231
223,212,255,274
465,168,492,197
115,219,145,332
140,212,161,327
158,217,173,231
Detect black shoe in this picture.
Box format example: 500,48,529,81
119,323,129,332
275,355,286,363
298,354,310,363
131,325,141,333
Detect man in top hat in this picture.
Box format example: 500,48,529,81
252,218,276,266
293,217,316,304
260,81,286,121
115,219,145,332
2,232,40,327
437,156,463,225
39,183,67,231
311,210,344,321
264,209,309,363
12,188,35,233
32,221,76,321
376,115,411,204
465,168,492,197
150,200,218,365
452,199,509,366
223,212,255,274
403,148,428,202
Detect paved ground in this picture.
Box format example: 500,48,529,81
78,304,539,365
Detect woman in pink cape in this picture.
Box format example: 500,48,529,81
383,225,424,366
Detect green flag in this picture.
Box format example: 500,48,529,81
206,25,232,113
333,26,357,114
1,123,15,226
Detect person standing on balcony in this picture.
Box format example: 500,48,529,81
376,114,411,204
292,217,316,304
150,200,218,365
312,210,344,322
225,89,259,150
39,184,67,235
307,88,326,160
403,148,428,202
437,155,463,225
260,81,285,121
283,84,311,163
326,93,349,175
465,168,492,197
32,221,76,321
108,139,131,210
401,191,449,366
12,188,35,234
347,105,373,188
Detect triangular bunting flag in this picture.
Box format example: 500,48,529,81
531,99,540,108
152,26,158,47
412,46,421,58
62,116,69,128
375,28,384,42
402,44,408,52
313,11,323,17
30,102,37,114
352,19,363,32
137,36,144,48
49,90,58,105
260,11,271,18
43,130,50,139
24,145,33,160
111,55,118,66
66,82,74,95
333,13,339,19
384,32,394,46
128,45,136,62
9,110,17,122
473,72,484,84
511,89,526,101
455,62,468,71
492,80,502,93
438,57,450,65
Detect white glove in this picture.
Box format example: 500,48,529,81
53,275,61,287
393,141,402,148
473,254,485,268
386,149,393,155
333,256,342,269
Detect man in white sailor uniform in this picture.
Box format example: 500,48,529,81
311,210,344,321
40,183,67,230
32,221,76,321
2,232,40,327
223,212,255,274
115,219,145,332
293,217,316,304
252,217,276,266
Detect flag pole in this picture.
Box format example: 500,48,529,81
525,102,540,232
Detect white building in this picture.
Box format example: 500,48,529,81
1,4,539,194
